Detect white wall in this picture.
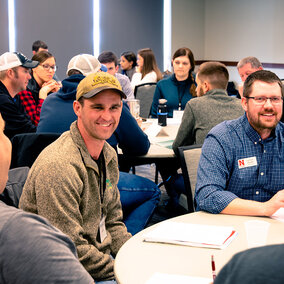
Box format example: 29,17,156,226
172,0,205,61
172,0,284,82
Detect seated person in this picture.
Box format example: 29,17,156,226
118,51,137,81
215,244,284,284
131,48,162,89
0,51,38,139
98,51,134,100
37,54,160,235
151,47,196,118
172,61,243,154
195,70,284,216
0,114,93,283
17,51,61,126
237,56,263,98
19,72,133,283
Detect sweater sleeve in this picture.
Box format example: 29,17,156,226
1,209,93,284
112,104,150,155
19,160,116,280
172,102,196,155
0,95,36,139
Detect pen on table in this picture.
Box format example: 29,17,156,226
211,255,216,282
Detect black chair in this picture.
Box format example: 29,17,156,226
178,145,202,212
0,167,30,207
10,132,61,169
134,82,157,118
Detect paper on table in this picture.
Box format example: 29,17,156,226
143,221,237,249
271,207,284,222
145,272,212,284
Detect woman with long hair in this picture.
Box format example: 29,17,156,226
17,51,61,126
150,47,196,118
131,48,162,89
119,51,137,81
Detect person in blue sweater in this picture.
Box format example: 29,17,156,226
151,47,197,118
37,54,160,235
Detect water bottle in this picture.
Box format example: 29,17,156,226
157,99,168,126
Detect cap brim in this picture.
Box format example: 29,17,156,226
22,60,39,69
82,86,126,99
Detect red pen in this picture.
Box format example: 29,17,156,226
211,255,216,282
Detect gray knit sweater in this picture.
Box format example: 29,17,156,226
172,89,244,155
19,121,131,281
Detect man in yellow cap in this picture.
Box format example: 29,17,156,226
20,72,131,283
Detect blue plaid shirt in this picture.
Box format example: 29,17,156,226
195,114,284,213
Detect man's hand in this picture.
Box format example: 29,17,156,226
263,189,284,216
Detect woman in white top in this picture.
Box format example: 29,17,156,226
131,48,162,89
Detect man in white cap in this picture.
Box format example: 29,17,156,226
0,51,39,139
37,53,102,132
20,72,132,283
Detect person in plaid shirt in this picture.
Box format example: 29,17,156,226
17,51,61,126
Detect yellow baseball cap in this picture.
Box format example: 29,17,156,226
76,72,126,101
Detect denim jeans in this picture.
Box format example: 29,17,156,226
118,172,161,235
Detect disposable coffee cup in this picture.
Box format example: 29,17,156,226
126,99,140,118
245,220,270,248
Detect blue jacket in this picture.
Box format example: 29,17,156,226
151,74,196,118
37,74,150,156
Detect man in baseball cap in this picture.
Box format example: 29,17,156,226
0,52,39,139
20,71,131,282
0,51,39,71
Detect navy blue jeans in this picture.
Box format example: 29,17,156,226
118,172,161,235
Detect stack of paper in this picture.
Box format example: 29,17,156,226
271,207,284,222
143,221,237,249
145,272,211,284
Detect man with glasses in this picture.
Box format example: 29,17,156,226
0,51,39,139
195,70,284,216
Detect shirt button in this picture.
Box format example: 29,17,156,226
256,191,259,195
254,142,257,145
260,172,264,176
259,138,261,142
264,150,266,153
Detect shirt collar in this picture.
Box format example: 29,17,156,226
242,113,282,144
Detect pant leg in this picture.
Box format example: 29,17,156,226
118,172,161,235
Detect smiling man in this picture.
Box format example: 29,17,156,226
19,72,131,283
0,51,39,139
195,70,284,216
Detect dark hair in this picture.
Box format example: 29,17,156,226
121,51,137,68
172,47,196,96
32,40,48,52
138,48,162,81
32,50,54,64
98,51,118,66
243,70,283,98
68,69,82,76
197,61,229,90
173,47,195,74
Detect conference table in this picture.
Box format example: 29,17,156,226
118,118,180,182
114,211,284,284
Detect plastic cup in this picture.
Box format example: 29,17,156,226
126,99,140,119
244,220,270,248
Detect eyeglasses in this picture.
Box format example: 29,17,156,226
246,96,283,105
40,64,57,72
